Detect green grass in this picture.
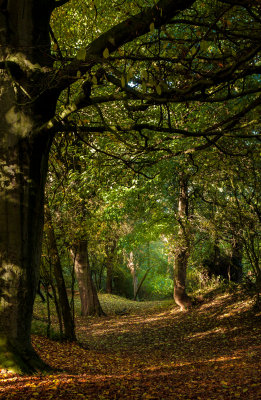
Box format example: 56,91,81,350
32,293,174,337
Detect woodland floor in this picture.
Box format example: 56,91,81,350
1,289,261,399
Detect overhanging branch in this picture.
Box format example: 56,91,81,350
52,0,196,93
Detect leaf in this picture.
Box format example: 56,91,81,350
141,70,148,80
149,22,155,33
103,48,110,58
221,380,228,387
190,46,197,56
200,41,209,52
156,84,162,95
76,48,86,61
92,75,98,85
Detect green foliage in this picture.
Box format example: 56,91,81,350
141,274,173,299
45,0,261,306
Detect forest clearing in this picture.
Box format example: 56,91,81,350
1,289,261,399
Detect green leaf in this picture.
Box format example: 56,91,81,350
190,46,197,56
92,75,98,85
141,70,148,81
149,22,155,33
76,48,86,61
156,84,162,95
103,48,110,58
200,41,209,52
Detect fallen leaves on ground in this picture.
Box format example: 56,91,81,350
1,291,261,399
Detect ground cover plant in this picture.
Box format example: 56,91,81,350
0,290,260,399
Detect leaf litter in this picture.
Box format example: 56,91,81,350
0,291,260,399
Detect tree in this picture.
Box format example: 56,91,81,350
1,0,260,373
70,240,104,316
173,173,192,310
45,206,76,340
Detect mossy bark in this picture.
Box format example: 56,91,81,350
0,137,52,373
0,336,51,375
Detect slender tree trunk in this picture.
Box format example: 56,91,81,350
105,241,117,294
0,1,58,373
127,251,139,300
50,280,64,339
106,265,113,294
173,175,192,311
71,240,104,316
229,236,243,282
45,207,76,341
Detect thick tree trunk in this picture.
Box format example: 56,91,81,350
173,175,192,311
0,1,57,373
45,207,76,341
72,240,104,316
0,137,52,373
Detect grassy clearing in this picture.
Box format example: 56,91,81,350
32,293,174,338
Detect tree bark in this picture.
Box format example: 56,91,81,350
72,240,104,316
105,241,117,294
0,137,52,373
45,207,76,341
127,251,139,300
173,175,192,311
229,237,243,282
0,0,57,373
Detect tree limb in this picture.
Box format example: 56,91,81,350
51,0,196,92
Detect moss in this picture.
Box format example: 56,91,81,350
0,336,52,375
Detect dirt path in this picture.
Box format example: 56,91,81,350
1,292,261,399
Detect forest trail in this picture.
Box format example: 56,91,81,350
1,291,261,399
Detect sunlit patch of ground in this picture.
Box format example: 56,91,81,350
1,291,261,399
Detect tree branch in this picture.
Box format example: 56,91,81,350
52,0,196,92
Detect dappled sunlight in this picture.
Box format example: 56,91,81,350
77,309,178,339
2,293,260,398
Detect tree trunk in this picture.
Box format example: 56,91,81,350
173,175,192,311
0,137,52,373
72,240,104,316
229,237,243,283
106,264,113,294
105,241,117,294
127,251,139,300
45,207,76,341
0,1,58,373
